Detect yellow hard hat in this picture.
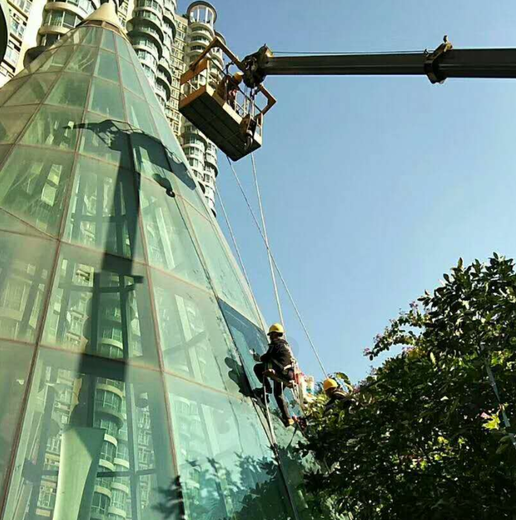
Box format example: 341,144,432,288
323,378,338,392
233,71,244,82
268,323,284,335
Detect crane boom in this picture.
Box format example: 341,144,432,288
241,39,516,87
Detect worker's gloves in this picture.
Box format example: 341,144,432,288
250,349,261,362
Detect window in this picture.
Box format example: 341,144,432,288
91,493,109,515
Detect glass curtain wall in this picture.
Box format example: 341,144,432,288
0,18,323,520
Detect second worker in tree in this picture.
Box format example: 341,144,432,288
253,323,296,427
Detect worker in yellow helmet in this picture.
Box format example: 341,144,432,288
252,323,296,427
323,377,352,415
225,71,243,109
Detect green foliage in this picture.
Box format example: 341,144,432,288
303,255,516,520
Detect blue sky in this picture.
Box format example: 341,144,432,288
181,1,516,383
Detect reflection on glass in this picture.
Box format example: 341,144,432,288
0,106,36,144
96,49,119,83
167,376,294,519
120,58,143,96
152,271,243,393
64,156,143,259
0,231,55,341
46,72,91,108
42,245,158,366
0,146,74,235
21,106,81,151
125,91,157,137
78,112,132,168
89,78,125,120
65,45,98,75
37,46,76,73
185,207,259,324
116,35,132,63
131,131,171,180
3,348,178,520
81,27,102,47
0,77,29,106
5,74,57,106
101,28,116,52
0,342,33,507
141,179,207,286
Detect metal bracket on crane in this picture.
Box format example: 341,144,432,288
424,35,453,84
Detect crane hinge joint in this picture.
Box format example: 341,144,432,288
425,36,453,84
242,45,274,89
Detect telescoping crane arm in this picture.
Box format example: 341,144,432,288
241,37,516,88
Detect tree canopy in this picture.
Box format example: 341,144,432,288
303,254,516,520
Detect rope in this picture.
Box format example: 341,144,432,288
215,186,266,331
226,155,329,379
250,153,285,328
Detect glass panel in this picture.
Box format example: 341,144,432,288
3,348,180,520
0,106,36,144
120,58,144,96
186,207,259,324
167,376,295,519
218,300,268,392
133,64,161,111
152,109,187,160
0,209,47,237
131,131,172,180
95,49,119,83
65,45,98,75
125,91,157,137
42,245,158,367
0,342,33,507
64,156,144,260
46,72,91,108
0,231,56,342
67,27,88,45
21,106,81,151
141,179,207,287
0,145,10,168
15,49,56,79
81,27,102,46
37,45,76,72
153,271,244,393
116,35,133,62
0,146,75,235
5,73,57,106
100,28,116,52
165,150,208,215
0,77,29,106
78,111,132,168
89,77,125,120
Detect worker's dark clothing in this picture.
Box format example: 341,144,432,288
225,76,240,108
254,337,295,424
324,388,352,415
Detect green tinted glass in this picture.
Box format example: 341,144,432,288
186,206,259,323
3,348,178,519
141,179,208,286
0,342,33,507
0,145,9,168
0,146,74,235
68,27,88,45
46,72,91,108
0,231,56,342
38,46,76,72
95,49,119,82
167,376,295,519
79,111,132,168
133,65,161,111
81,27,102,46
0,106,36,144
119,59,143,96
64,156,144,260
100,28,116,52
131,131,171,180
0,77,29,106
5,73,57,106
21,106,81,151
116,35,132,62
125,90,157,136
15,49,56,79
65,45,98,75
42,245,158,366
153,272,244,393
89,77,125,120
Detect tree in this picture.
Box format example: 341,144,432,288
303,254,516,520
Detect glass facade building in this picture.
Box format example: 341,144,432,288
0,11,324,520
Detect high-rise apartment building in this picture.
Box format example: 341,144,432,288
0,0,222,214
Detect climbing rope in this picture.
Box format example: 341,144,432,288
215,185,266,331
225,155,329,379
250,153,285,329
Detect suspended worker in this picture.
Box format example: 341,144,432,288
323,378,352,415
253,323,296,427
225,71,243,109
